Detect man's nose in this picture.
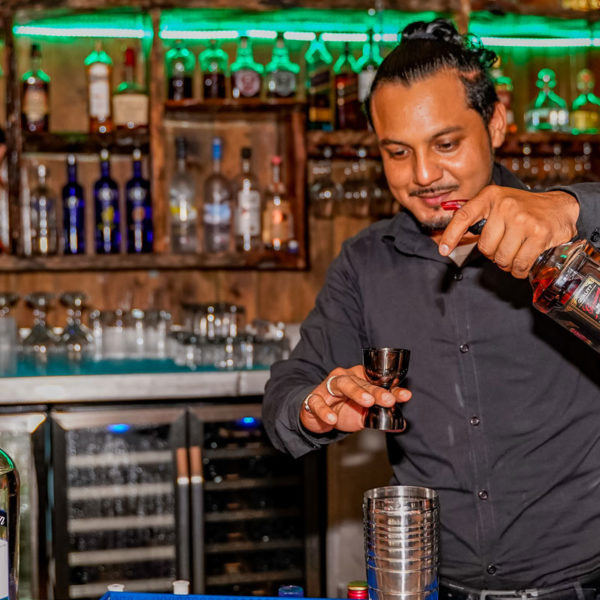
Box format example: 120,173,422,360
413,150,442,187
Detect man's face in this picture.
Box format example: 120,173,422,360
370,69,505,234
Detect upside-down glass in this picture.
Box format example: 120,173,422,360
22,292,60,357
60,291,93,359
362,347,411,432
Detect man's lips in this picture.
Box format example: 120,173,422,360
410,188,459,208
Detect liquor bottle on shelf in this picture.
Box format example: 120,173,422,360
305,33,333,131
112,47,148,130
199,40,228,100
125,149,153,254
0,447,19,600
571,68,600,134
234,147,262,252
85,41,113,134
62,154,85,255
94,149,120,254
0,132,7,254
170,137,198,253
166,40,195,101
21,43,50,133
265,33,300,99
524,68,569,133
262,155,295,252
30,164,58,256
490,56,516,134
231,36,263,99
357,29,382,107
309,145,342,219
334,42,361,130
203,136,232,254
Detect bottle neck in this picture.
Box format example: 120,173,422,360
124,64,135,85
133,160,142,178
67,164,77,183
31,55,42,73
213,157,222,174
176,157,186,173
271,164,281,185
242,158,251,175
101,161,111,178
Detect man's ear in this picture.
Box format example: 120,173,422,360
488,101,507,149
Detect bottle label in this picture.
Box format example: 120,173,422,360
204,203,231,225
527,107,569,129
309,66,331,95
23,86,48,123
232,69,261,98
358,69,376,103
66,195,79,210
268,70,296,97
113,93,149,127
235,190,261,236
572,110,599,132
567,274,600,328
88,63,111,120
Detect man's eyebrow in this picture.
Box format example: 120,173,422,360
379,126,465,147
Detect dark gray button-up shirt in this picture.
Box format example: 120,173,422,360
262,164,600,589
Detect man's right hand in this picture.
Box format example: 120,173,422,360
300,365,412,434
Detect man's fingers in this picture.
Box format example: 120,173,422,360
305,393,337,425
439,203,488,256
331,374,398,407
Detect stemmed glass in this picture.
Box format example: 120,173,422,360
362,347,411,432
60,292,93,358
22,292,60,357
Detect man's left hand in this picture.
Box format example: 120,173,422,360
438,185,580,278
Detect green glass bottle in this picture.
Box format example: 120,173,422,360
571,68,600,134
334,42,360,130
265,33,300,99
231,36,264,99
524,68,569,132
199,40,229,100
305,33,333,131
166,40,195,101
0,448,19,600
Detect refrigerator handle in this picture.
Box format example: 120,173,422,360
176,446,191,582
189,445,205,594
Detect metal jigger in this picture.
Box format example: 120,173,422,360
362,347,411,432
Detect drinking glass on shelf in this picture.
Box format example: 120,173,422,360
309,146,343,219
22,292,60,357
59,291,94,359
0,292,19,375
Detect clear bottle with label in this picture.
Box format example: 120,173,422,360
85,41,113,134
262,155,295,251
30,164,58,256
524,68,569,132
570,68,600,134
265,33,299,99
231,37,263,99
62,154,85,255
21,43,50,133
170,137,198,253
166,40,195,101
203,137,232,254
113,47,149,130
234,147,262,252
305,33,333,131
125,149,153,254
0,448,19,600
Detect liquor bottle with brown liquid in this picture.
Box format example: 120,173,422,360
113,47,148,130
21,43,50,133
262,155,295,251
166,40,195,101
85,41,113,134
305,34,333,131
334,42,361,130
231,37,263,99
199,40,228,100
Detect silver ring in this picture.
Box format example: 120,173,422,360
303,393,318,413
326,375,344,397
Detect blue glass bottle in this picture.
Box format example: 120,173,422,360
62,154,85,255
94,148,120,254
125,148,153,253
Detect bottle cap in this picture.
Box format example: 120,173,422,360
272,155,282,166
278,585,304,597
124,47,136,67
172,580,190,595
347,580,368,599
241,147,252,159
132,148,142,161
37,164,47,178
67,154,76,166
100,148,110,161
212,137,223,161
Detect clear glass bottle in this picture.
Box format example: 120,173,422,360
170,137,198,253
265,33,300,99
112,47,149,130
125,149,153,253
199,40,228,100
30,164,58,256
262,155,295,251
203,137,232,254
524,68,569,132
0,447,19,600
305,33,333,131
94,149,120,254
343,148,372,218
21,43,50,133
62,154,85,255
85,41,113,134
571,68,600,134
356,29,382,107
334,42,361,130
234,147,262,252
309,145,342,219
490,56,516,134
231,36,263,99
166,40,195,101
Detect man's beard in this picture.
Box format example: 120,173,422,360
416,211,453,234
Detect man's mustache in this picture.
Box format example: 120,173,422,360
409,185,459,198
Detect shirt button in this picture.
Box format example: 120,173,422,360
478,490,489,500
454,272,463,281
487,564,497,575
460,344,470,353
470,416,480,426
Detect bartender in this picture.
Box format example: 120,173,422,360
263,18,600,600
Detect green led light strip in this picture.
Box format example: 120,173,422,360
14,24,149,38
